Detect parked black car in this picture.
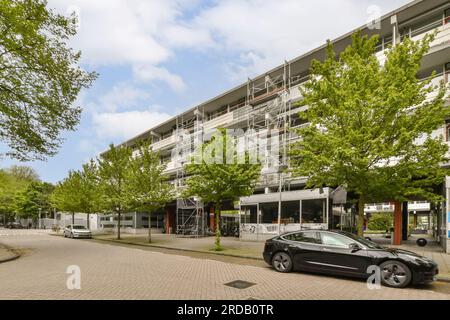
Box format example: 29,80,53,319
263,229,438,288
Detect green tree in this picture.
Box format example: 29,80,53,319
6,165,39,181
97,144,133,240
290,31,449,236
0,166,39,222
78,160,100,229
0,0,97,161
51,170,83,225
367,213,393,231
184,129,261,251
128,142,174,243
15,181,54,224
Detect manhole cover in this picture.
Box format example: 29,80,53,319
224,280,256,289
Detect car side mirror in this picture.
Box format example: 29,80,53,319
349,243,361,252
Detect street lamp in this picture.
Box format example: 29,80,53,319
38,208,42,229
261,163,288,235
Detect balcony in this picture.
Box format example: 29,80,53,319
410,21,450,51
151,134,176,151
203,111,234,131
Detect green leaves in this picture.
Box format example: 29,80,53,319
291,30,449,207
15,181,54,217
97,144,133,214
0,0,97,161
127,141,174,213
0,165,39,218
184,129,261,205
51,161,99,216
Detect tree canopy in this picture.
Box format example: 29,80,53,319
184,129,261,250
0,0,97,161
127,142,174,242
290,31,449,235
97,144,134,240
15,180,54,218
0,165,39,220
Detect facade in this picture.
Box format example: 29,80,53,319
111,1,450,247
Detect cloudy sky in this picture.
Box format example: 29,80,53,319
1,0,412,183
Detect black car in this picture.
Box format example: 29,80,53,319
263,229,438,288
6,222,25,229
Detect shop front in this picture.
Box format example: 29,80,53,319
239,188,331,241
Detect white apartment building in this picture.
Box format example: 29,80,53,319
111,0,450,249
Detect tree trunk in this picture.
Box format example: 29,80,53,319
87,213,90,229
148,212,152,243
117,209,121,240
72,212,75,225
357,196,365,236
214,202,222,251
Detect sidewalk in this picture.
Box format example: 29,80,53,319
94,233,264,259
93,232,450,281
0,243,20,264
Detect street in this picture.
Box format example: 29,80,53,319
0,229,450,300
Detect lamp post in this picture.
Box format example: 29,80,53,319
277,164,288,235
262,163,288,236
38,208,42,229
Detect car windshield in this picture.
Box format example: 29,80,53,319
72,226,87,230
338,231,384,249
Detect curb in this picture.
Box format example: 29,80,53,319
0,244,21,264
437,276,450,283
92,238,450,284
93,238,264,261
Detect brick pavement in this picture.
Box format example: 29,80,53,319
0,229,449,300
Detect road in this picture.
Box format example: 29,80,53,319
0,229,449,300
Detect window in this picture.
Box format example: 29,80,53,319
283,231,318,243
242,205,257,224
302,199,326,224
319,232,354,248
281,201,300,224
408,13,442,38
260,202,278,224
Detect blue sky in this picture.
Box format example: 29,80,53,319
0,0,412,183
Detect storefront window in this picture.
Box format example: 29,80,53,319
302,199,326,224
260,202,278,224
281,201,300,224
242,205,257,224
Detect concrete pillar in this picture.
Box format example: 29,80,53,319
402,201,408,241
165,207,175,234
393,201,402,245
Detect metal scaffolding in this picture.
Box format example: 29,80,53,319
173,59,306,237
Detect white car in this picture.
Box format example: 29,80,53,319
63,225,92,239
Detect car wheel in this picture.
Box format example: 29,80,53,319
272,252,293,273
379,260,412,288
70,232,74,239
63,232,66,238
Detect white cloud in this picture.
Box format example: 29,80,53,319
133,65,186,92
188,0,412,81
46,0,203,92
92,109,172,141
93,83,151,113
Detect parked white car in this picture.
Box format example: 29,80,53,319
63,225,92,239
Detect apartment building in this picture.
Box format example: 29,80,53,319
112,0,450,248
